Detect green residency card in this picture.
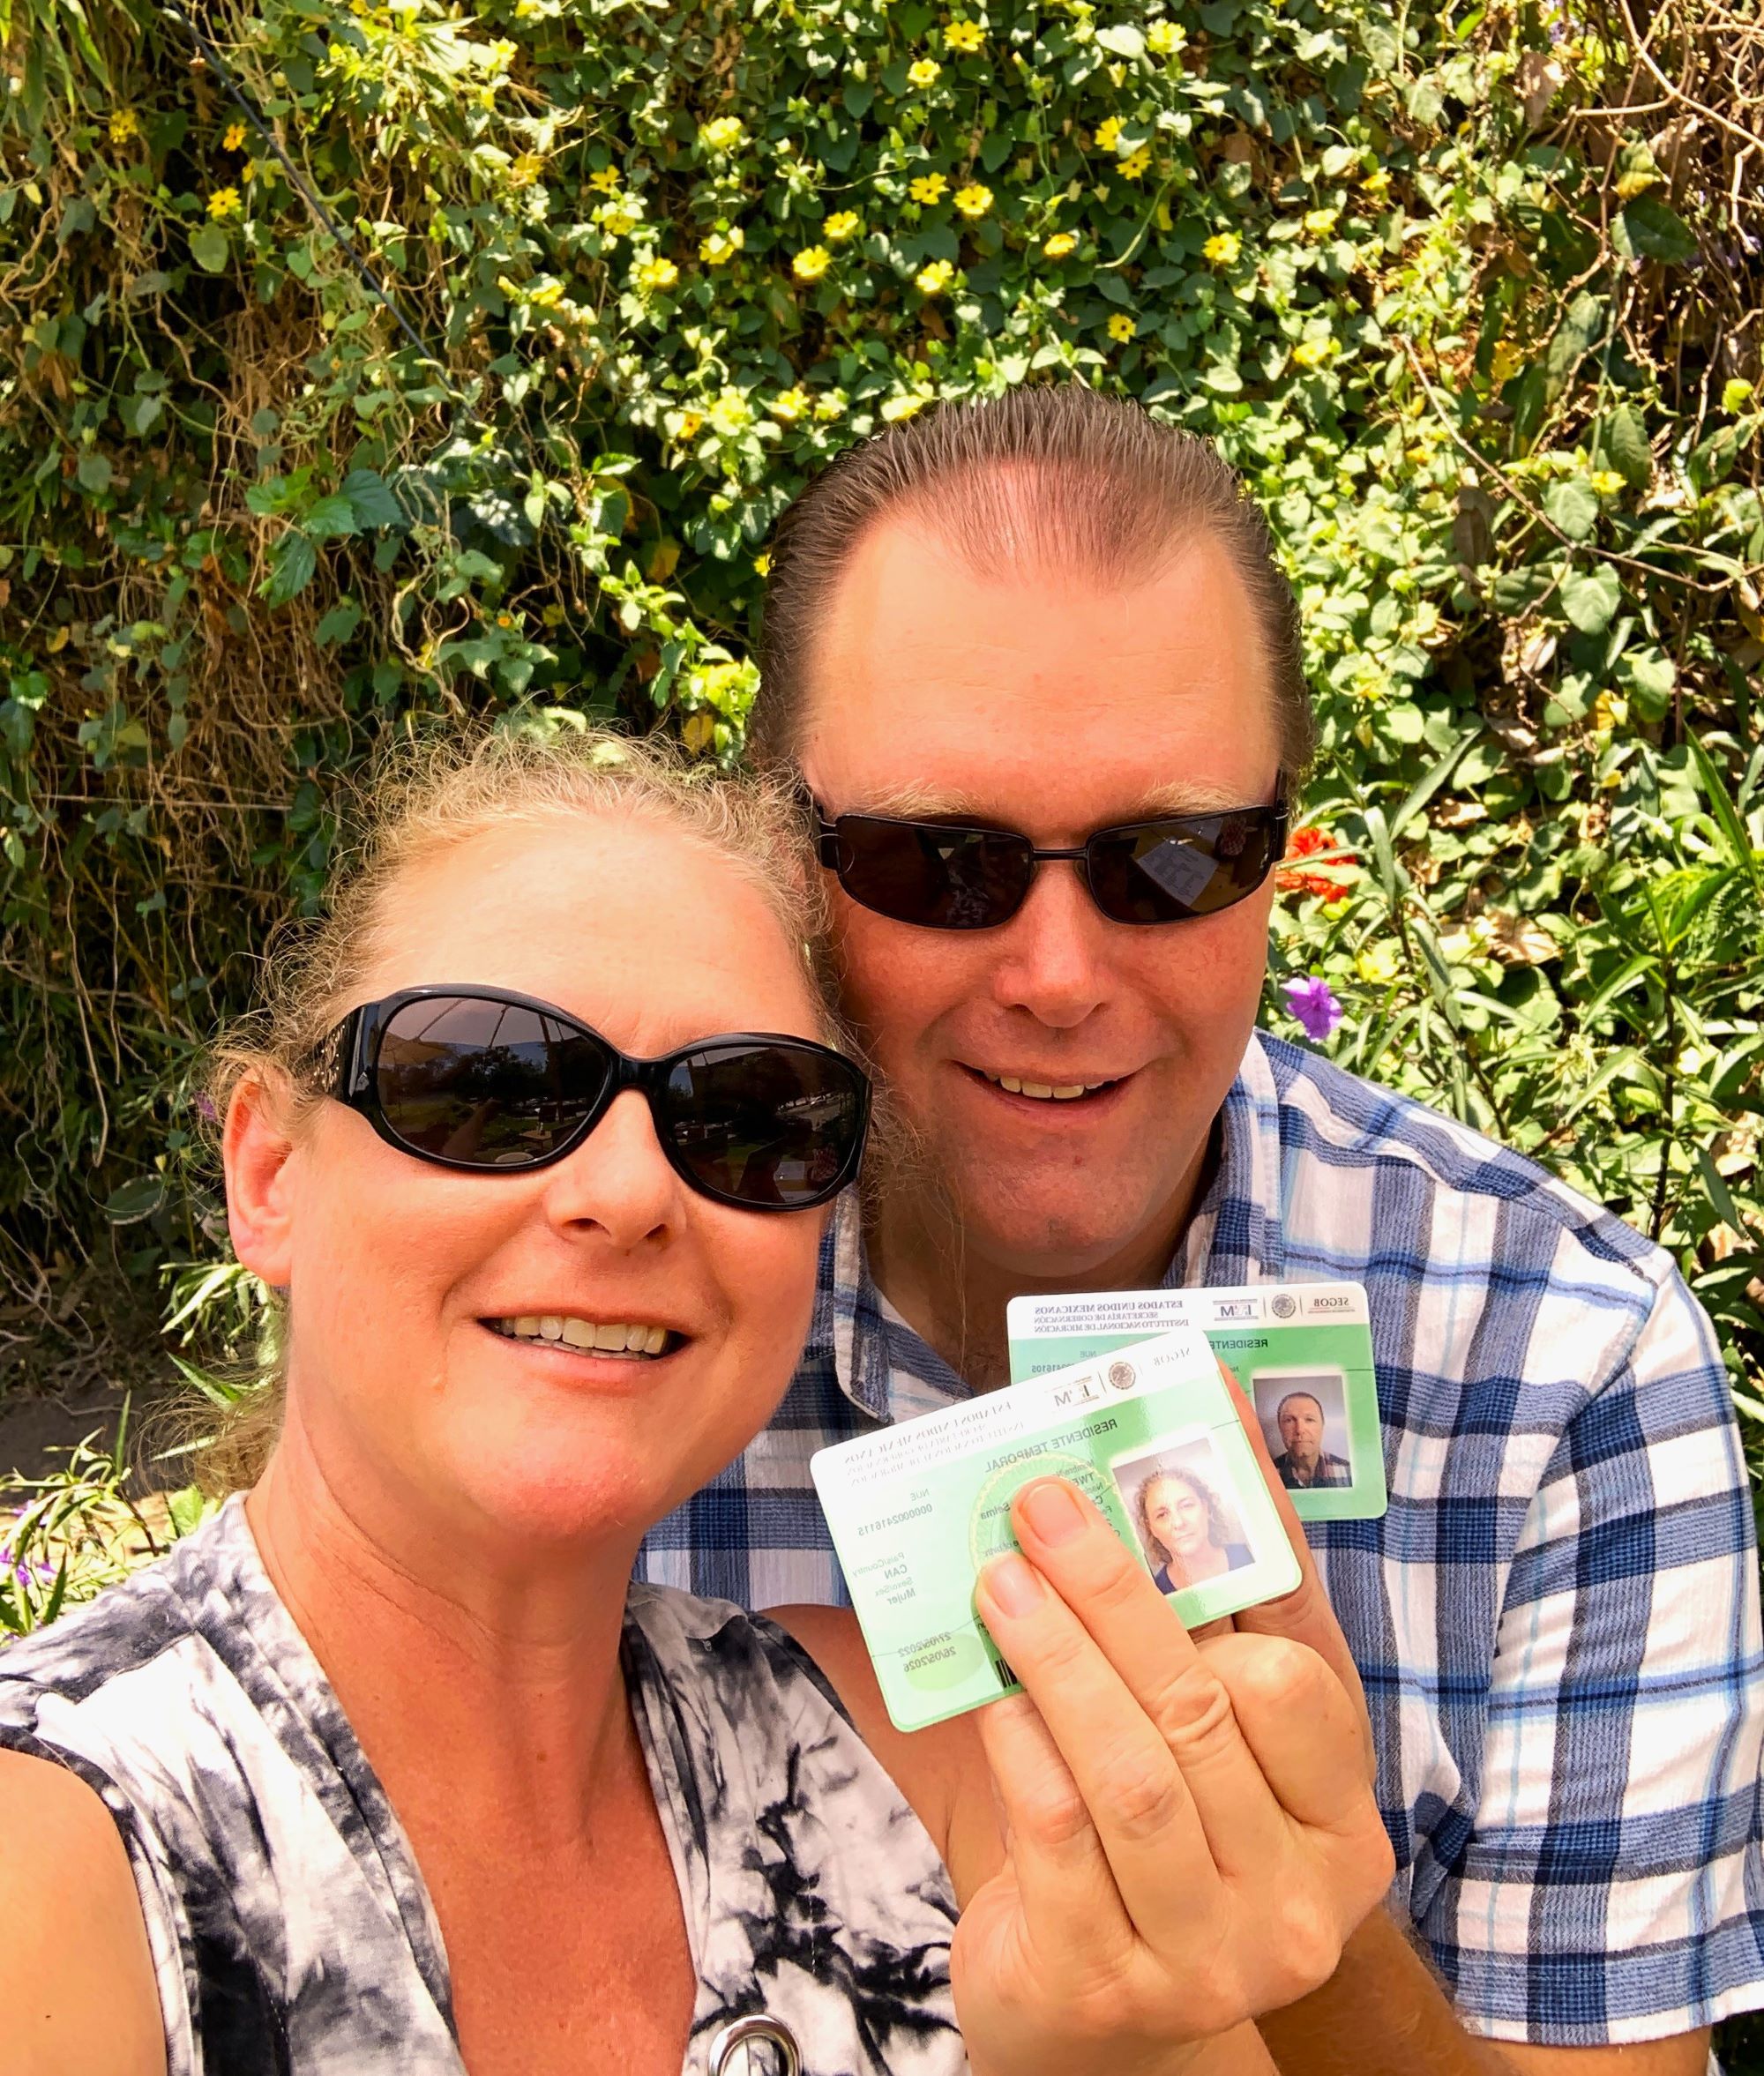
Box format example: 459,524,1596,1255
1005,1282,1387,1525
811,1326,1301,1734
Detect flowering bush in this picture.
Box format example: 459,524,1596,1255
0,0,1758,1444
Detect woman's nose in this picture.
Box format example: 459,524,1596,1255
539,1089,685,1246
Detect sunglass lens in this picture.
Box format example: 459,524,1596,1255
375,996,609,1167
835,817,1031,930
1088,812,1278,923
661,1043,864,1208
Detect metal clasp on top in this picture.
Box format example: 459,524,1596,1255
706,2013,802,2076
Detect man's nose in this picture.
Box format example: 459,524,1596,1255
988,857,1111,1028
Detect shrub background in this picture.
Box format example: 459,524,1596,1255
1,0,1762,2056
0,10,1760,1480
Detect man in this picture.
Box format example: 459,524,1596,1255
1272,1392,1351,1490
639,386,1764,2069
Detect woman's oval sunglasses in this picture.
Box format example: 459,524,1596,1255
310,986,870,1213
808,795,1288,930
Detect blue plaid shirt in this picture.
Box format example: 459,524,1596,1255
640,1031,1764,2048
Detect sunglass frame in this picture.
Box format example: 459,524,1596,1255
310,984,871,1211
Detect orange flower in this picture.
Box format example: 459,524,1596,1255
1276,825,1354,900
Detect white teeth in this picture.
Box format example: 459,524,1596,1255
491,1317,673,1357
985,1071,1111,1101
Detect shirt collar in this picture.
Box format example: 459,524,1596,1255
819,1030,1290,1422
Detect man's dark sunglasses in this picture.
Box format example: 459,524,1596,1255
808,795,1289,930
310,986,870,1213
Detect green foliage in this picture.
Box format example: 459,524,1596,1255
0,0,1757,1429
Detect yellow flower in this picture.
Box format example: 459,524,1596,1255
945,19,983,51
673,408,705,440
495,611,517,630
510,151,546,186
814,388,848,420
588,166,622,193
1304,205,1340,235
206,187,242,219
708,390,753,435
513,0,544,18
908,171,948,205
916,257,955,295
770,385,812,422
637,256,680,291
526,277,566,307
1361,168,1392,201
1094,116,1124,153
753,550,773,576
699,116,746,153
1203,230,1241,265
1043,230,1079,258
541,601,566,626
823,210,862,243
599,203,640,238
223,121,246,151
1107,312,1136,342
108,108,139,143
1291,336,1336,370
1118,146,1151,179
1589,469,1626,497
241,159,258,183
953,182,993,218
908,57,941,87
1357,942,1401,986
699,227,744,265
1147,19,1186,52
487,37,518,68
792,245,832,281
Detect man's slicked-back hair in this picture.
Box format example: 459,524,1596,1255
751,383,1313,783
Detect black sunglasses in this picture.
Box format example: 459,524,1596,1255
808,795,1288,930
310,986,870,1213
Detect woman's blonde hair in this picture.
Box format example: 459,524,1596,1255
1132,1461,1234,1582
193,723,829,1492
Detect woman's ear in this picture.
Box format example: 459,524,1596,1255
223,1072,300,1288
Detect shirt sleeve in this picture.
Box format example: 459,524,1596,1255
1416,1261,1764,2045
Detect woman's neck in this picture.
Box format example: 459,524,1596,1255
246,1422,641,1850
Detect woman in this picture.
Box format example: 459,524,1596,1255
0,732,1390,2076
1136,1463,1253,1596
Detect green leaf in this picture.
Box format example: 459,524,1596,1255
342,467,404,530
1544,293,1603,395
190,223,230,273
105,1174,165,1223
1543,476,1599,542
1559,564,1622,635
1613,195,1698,266
315,597,363,647
1617,645,1676,722
1596,403,1652,489
301,494,359,541
261,529,318,608
76,450,112,495
1096,22,1146,57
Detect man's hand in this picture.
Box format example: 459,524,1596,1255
950,1475,1394,2076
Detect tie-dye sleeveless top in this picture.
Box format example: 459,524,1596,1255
0,1497,963,2076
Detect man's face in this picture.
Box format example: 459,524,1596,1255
1278,1395,1325,1467
800,517,1281,1283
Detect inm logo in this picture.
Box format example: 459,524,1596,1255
1052,1378,1102,1408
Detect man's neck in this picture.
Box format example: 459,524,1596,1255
868,1128,1218,1390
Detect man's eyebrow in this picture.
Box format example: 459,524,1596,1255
828,780,1279,822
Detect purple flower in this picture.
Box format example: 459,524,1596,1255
1282,975,1343,1043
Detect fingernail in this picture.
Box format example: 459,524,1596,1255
982,1552,1045,1617
1019,1477,1086,1546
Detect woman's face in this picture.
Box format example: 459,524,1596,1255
229,811,831,1555
1145,1475,1209,1562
